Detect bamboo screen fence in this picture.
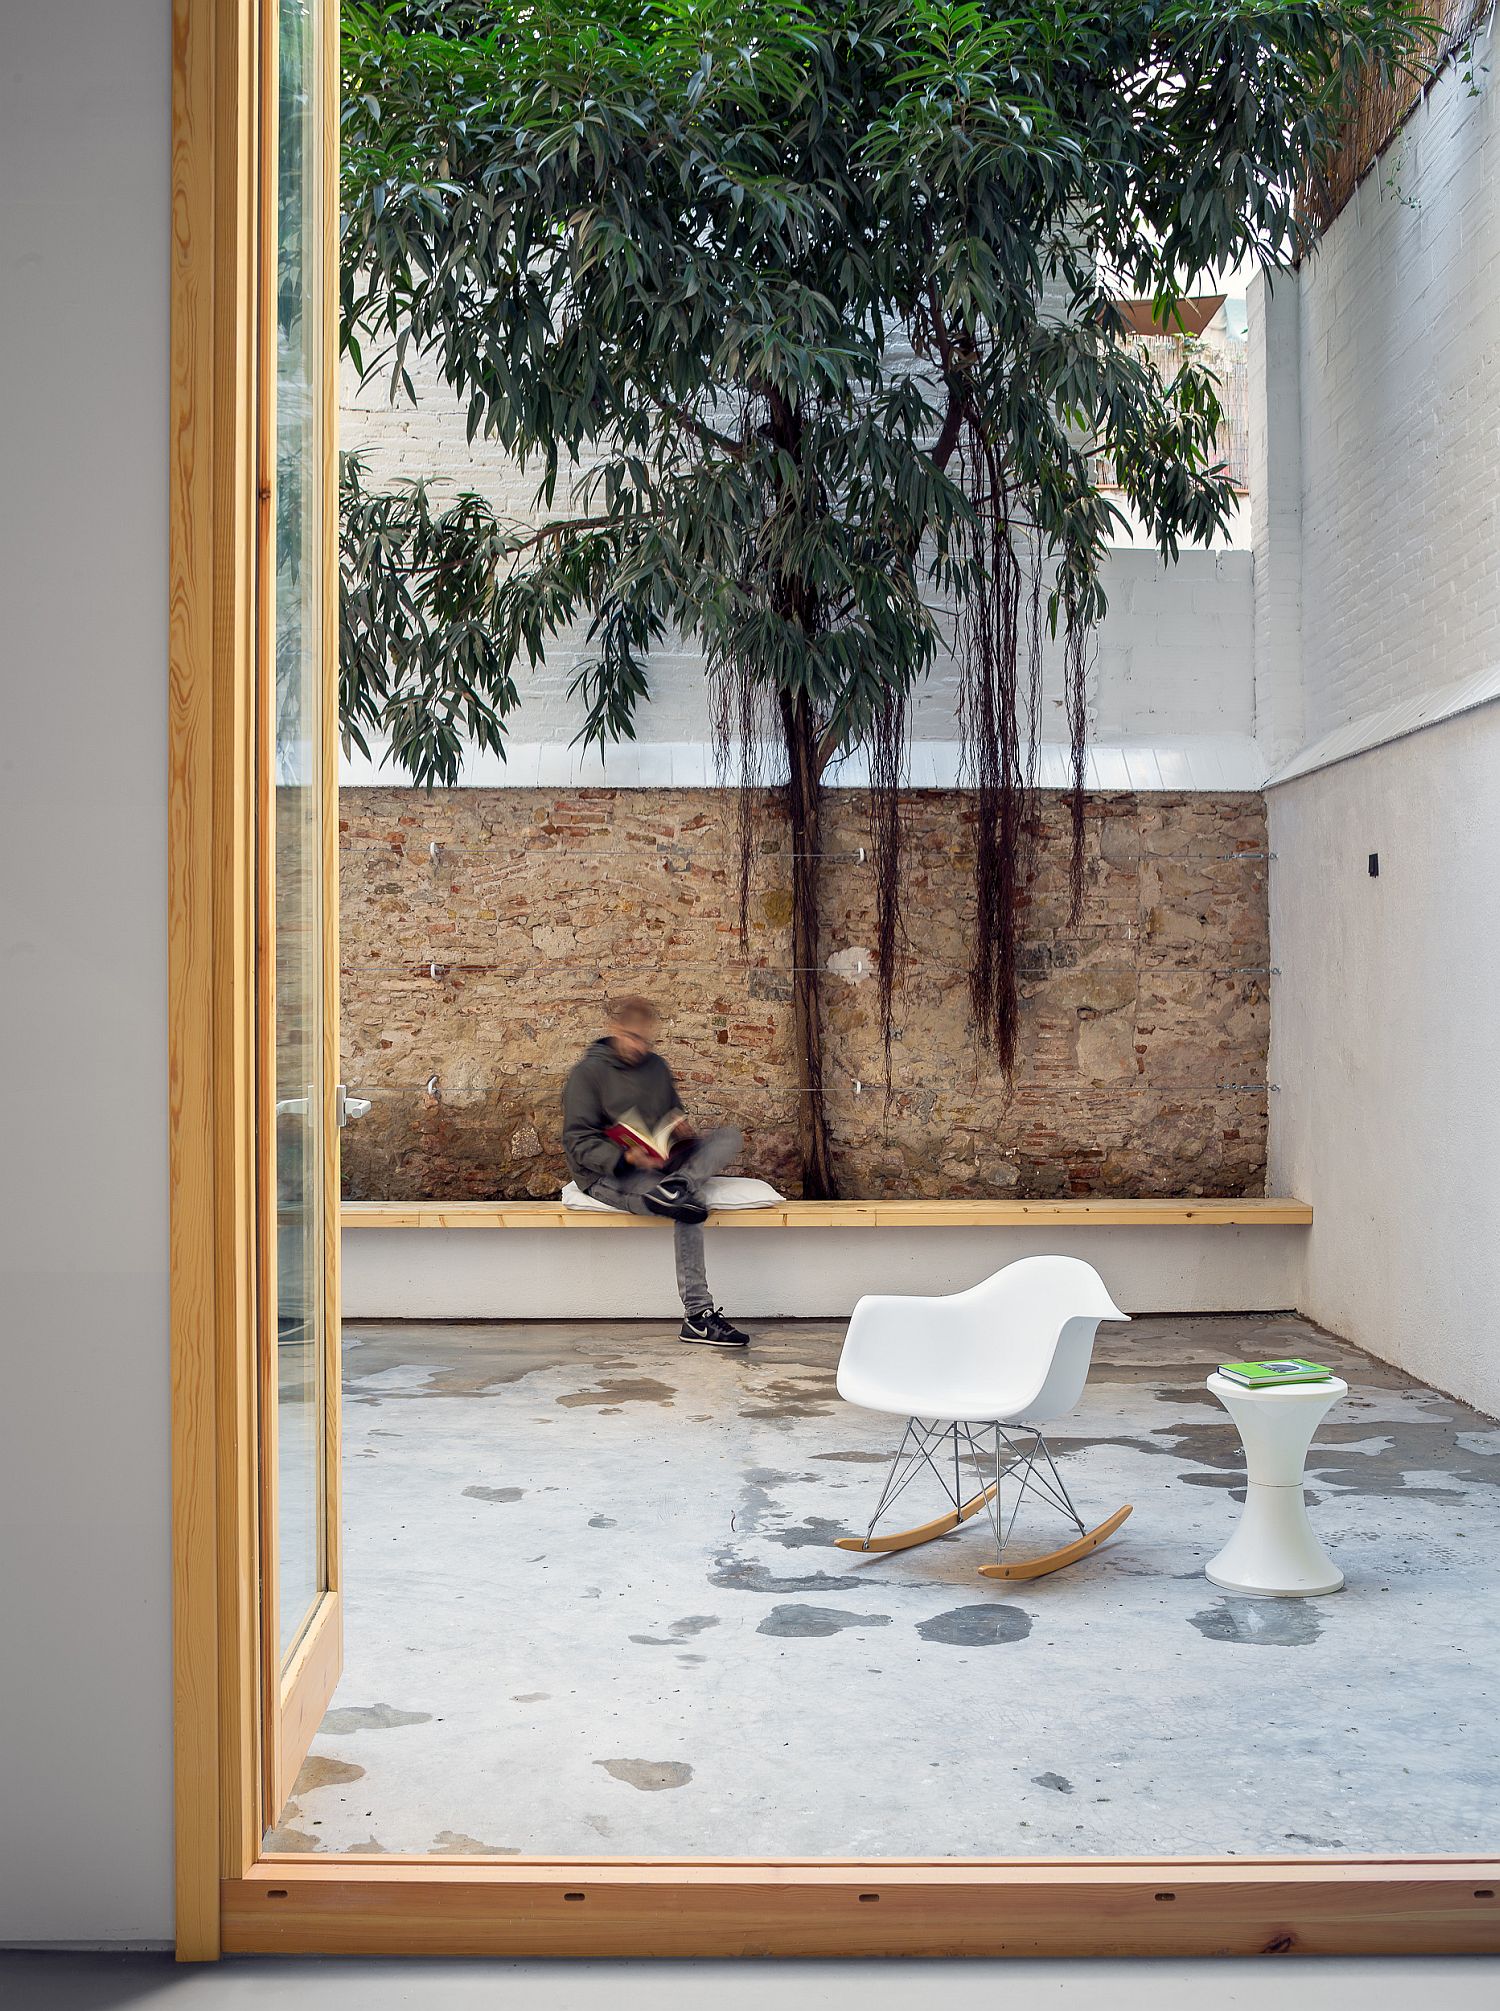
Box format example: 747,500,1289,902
1308,1,1492,227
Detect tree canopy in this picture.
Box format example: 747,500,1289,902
339,0,1424,1190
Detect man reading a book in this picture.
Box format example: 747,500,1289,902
561,996,752,1348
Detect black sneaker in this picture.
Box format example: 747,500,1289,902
679,1307,751,1348
643,1176,709,1224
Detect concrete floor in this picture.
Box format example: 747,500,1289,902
7,1954,1500,2009
273,1313,1500,1859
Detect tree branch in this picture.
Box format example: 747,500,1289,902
508,513,627,554
922,266,973,475
931,387,966,472
634,380,746,460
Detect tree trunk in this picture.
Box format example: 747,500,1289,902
781,691,837,1199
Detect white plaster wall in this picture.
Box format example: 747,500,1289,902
1268,708,1500,1417
1268,50,1500,1419
0,1,174,1946
343,1223,1307,1323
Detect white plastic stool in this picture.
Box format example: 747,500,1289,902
1204,1373,1347,1596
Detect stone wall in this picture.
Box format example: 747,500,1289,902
340,787,1269,1201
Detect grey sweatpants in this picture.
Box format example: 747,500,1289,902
586,1125,743,1315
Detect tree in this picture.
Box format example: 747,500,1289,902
339,0,1423,1196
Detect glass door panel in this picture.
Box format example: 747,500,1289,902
272,0,325,1663
259,0,341,1819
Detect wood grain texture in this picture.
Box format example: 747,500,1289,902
169,0,220,1956
251,0,281,1845
833,1483,1000,1554
976,1503,1134,1581
171,0,263,1959
274,1591,341,1816
318,0,345,1760
210,0,263,1894
341,1197,1314,1230
221,1859,1500,1957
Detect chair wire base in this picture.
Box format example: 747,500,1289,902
863,1417,1089,1562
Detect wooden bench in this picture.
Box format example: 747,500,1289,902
343,1197,1312,1230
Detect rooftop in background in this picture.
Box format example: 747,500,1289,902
1092,297,1250,501
1114,295,1227,337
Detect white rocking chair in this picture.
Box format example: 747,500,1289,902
834,1255,1132,1581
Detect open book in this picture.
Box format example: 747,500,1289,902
605,1107,686,1167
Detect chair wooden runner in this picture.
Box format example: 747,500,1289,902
834,1417,1131,1581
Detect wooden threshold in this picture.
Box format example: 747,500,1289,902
222,1857,1500,1958
342,1196,1313,1230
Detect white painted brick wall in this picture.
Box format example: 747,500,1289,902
1294,54,1500,743
1247,272,1304,769
1269,48,1500,1414
343,351,1254,765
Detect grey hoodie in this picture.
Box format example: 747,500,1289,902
561,1037,684,1191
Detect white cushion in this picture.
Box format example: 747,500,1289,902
561,1176,785,1213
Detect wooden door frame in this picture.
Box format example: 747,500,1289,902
170,0,263,1959
168,0,1500,1964
249,0,344,1826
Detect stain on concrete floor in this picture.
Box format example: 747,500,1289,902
767,1516,848,1549
757,1604,892,1638
596,1759,694,1792
708,1554,863,1595
630,1616,721,1646
1189,1598,1325,1647
293,1754,364,1793
556,1376,676,1409
429,1830,521,1855
916,1604,1033,1646
321,1703,433,1734
278,1314,1500,1859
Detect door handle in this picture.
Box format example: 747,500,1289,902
335,1084,371,1127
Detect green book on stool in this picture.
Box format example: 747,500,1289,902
1217,1358,1332,1388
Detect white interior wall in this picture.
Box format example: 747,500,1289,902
0,1,174,1946
1269,710,1500,1416
1267,48,1500,1418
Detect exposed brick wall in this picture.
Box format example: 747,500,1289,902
340,787,1269,1201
